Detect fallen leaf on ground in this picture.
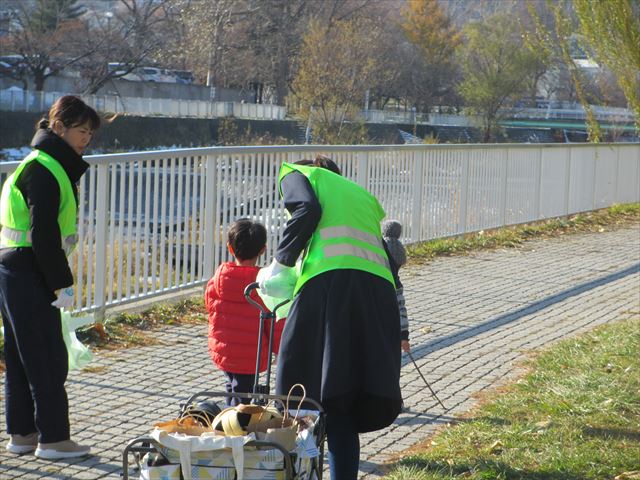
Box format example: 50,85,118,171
488,440,503,454
614,471,640,480
534,420,552,429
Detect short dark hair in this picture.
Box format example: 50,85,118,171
227,218,267,260
313,154,341,175
37,95,101,131
295,154,341,176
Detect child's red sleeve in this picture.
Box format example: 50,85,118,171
204,278,218,314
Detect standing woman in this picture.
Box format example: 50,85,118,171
0,95,100,459
259,155,402,479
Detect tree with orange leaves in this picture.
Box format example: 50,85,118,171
400,0,462,112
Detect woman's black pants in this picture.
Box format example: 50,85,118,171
0,265,70,443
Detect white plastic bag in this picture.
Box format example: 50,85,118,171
255,268,292,319
60,312,94,370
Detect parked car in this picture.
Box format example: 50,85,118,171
0,55,30,77
172,70,194,85
137,67,176,83
108,64,177,83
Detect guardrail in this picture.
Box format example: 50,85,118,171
503,107,637,123
1,143,638,318
362,107,637,126
0,89,287,120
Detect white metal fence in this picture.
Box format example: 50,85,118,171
0,89,287,120
503,106,637,123
0,143,638,318
363,107,637,125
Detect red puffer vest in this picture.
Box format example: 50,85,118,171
205,262,271,374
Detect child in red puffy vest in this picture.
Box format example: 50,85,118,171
205,218,284,405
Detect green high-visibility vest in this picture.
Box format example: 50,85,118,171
278,162,395,295
0,150,77,248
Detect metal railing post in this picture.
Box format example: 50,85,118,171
458,155,470,235
411,150,425,243
534,147,542,220
202,154,218,280
357,151,369,188
563,148,572,215
93,163,109,322
614,146,621,203
591,148,598,210
499,149,509,225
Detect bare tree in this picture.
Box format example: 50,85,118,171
0,0,176,94
1,0,95,91
76,0,177,94
293,17,389,143
237,0,384,105
173,0,252,89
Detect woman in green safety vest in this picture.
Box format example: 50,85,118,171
259,155,402,480
0,95,100,460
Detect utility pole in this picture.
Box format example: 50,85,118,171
364,89,370,121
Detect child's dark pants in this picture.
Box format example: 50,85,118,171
223,371,255,406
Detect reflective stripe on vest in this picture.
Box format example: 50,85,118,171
0,228,77,253
320,225,380,246
320,226,391,270
323,243,391,270
0,226,32,245
278,162,395,294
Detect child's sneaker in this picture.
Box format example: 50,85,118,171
6,432,38,454
35,439,91,459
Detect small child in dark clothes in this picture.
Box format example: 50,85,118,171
204,218,284,405
382,219,410,353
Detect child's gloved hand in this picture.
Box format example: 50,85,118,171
258,259,297,299
52,287,74,309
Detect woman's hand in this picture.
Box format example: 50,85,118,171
52,287,74,308
258,259,297,299
401,340,411,353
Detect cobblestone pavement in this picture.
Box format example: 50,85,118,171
1,225,639,479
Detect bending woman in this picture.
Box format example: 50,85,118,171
260,155,402,479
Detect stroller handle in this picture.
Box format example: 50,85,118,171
244,281,291,316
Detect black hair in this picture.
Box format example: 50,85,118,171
227,218,267,260
37,95,101,131
295,154,341,175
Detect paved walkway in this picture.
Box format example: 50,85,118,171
1,225,639,479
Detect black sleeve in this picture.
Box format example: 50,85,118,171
275,171,322,267
19,163,74,291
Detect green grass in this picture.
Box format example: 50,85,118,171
385,318,640,480
407,203,640,263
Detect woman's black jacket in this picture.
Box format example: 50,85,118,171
0,129,89,292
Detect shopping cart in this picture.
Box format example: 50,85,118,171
122,283,326,480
